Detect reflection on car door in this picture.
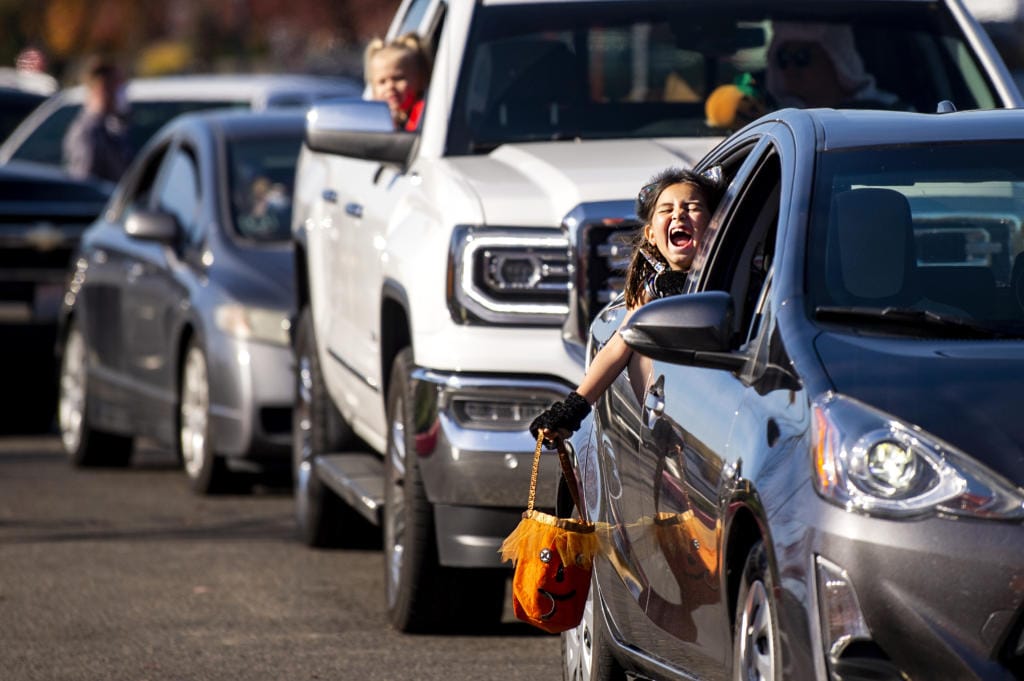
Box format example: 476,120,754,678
637,143,785,674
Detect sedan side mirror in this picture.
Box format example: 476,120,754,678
125,209,179,243
305,99,417,166
620,291,746,371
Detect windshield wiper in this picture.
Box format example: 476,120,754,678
814,305,1022,339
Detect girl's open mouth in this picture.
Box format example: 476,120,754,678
669,225,694,248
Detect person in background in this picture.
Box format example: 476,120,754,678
364,33,431,131
764,21,902,110
529,167,725,445
62,56,131,183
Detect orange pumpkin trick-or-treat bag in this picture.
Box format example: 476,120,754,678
499,433,598,634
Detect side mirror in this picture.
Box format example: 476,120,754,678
619,291,746,371
125,209,178,242
304,99,417,166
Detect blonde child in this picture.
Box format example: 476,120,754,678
530,167,724,443
364,33,431,131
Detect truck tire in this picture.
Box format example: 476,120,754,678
57,319,133,467
383,347,505,633
732,540,780,681
292,306,369,547
179,338,232,494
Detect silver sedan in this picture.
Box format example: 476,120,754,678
57,109,304,493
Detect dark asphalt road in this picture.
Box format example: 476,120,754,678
0,436,560,681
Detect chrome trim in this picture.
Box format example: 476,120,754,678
447,225,570,325
327,347,381,393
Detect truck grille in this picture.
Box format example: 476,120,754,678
563,201,639,344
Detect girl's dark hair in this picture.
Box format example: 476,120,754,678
623,167,724,309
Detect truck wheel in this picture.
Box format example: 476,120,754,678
732,541,780,681
292,306,366,547
383,348,505,633
179,339,231,494
58,319,133,467
562,581,624,681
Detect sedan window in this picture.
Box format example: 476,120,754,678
156,148,202,245
227,135,303,243
808,141,1024,335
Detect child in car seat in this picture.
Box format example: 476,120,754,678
364,32,431,131
529,167,724,444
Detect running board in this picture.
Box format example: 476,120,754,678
314,453,385,526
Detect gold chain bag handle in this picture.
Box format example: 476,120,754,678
498,430,599,634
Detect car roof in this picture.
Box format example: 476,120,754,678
774,107,1024,151
166,108,309,138
53,73,362,108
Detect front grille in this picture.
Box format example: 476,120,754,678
570,218,636,341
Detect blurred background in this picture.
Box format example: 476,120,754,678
0,0,401,87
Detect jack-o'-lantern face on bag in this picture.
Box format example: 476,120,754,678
511,542,593,634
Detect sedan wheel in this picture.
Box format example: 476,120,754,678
733,541,780,681
562,581,623,681
179,340,228,494
58,320,132,467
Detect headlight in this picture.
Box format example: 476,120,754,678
812,393,1024,519
215,305,291,346
447,225,570,325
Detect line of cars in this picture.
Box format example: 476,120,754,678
21,1,1024,678
0,73,360,436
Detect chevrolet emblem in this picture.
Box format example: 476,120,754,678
25,222,65,252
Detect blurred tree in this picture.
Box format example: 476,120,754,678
2,0,400,84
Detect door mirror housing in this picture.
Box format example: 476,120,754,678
124,209,179,243
620,291,746,371
304,99,417,166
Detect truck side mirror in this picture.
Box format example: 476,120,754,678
619,291,746,371
304,99,417,166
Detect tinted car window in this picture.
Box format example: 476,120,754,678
156,148,202,245
808,141,1024,329
0,88,46,141
10,99,247,166
227,134,303,243
447,1,1000,154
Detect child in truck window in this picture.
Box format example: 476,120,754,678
365,32,431,131
529,167,724,445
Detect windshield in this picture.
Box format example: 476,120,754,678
807,141,1024,336
447,1,1000,154
227,134,303,243
9,99,248,166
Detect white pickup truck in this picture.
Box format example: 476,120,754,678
290,0,1019,633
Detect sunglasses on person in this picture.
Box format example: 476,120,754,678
774,46,813,70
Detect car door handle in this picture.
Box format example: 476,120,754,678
345,202,363,218
321,189,338,204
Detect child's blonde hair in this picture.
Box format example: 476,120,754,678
363,32,431,96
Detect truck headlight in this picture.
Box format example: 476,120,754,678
215,305,291,346
812,393,1024,519
447,225,570,325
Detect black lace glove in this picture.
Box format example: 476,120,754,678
529,391,591,446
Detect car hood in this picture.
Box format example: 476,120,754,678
444,137,721,226
214,244,294,310
814,331,1024,485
